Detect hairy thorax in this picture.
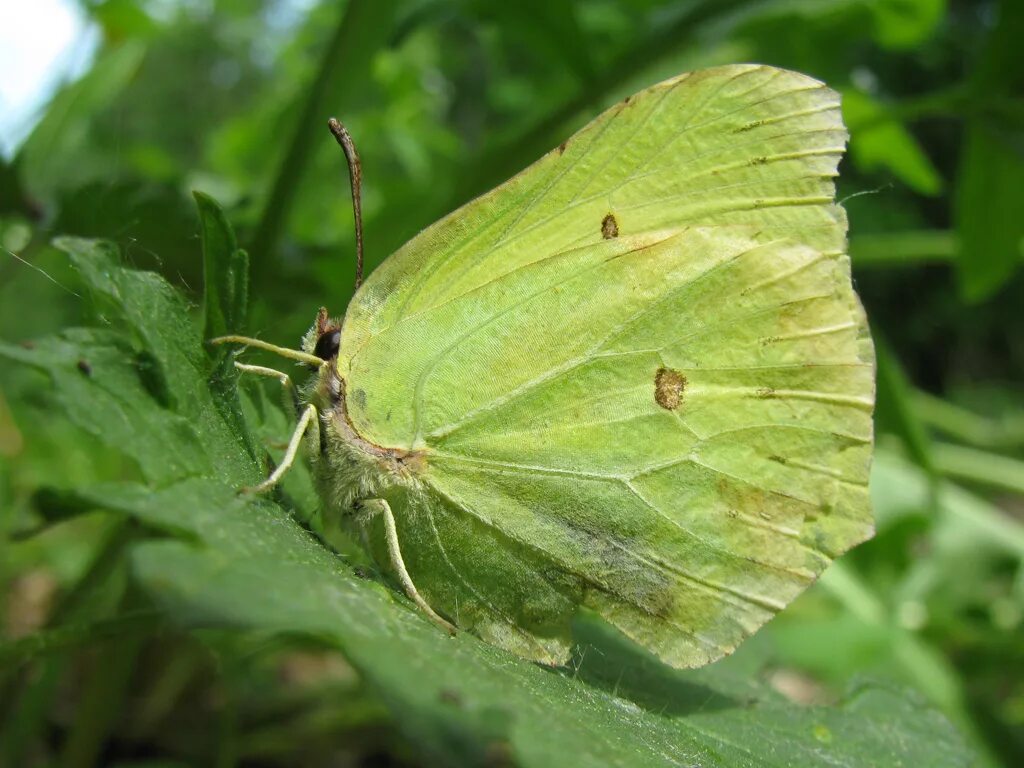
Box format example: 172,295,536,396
305,360,426,513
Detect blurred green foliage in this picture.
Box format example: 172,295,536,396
1,0,1022,765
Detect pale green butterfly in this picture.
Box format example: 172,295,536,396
215,64,875,669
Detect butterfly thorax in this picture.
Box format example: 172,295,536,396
305,358,426,512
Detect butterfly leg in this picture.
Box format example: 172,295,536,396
233,361,301,417
359,498,457,636
244,402,319,494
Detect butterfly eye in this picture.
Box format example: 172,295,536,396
313,329,341,360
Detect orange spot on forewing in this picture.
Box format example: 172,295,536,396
654,367,686,410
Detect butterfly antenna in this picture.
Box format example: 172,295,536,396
327,118,364,290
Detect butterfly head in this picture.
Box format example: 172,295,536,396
301,306,343,368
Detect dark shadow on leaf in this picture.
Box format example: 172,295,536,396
133,348,172,409
550,612,741,718
25,486,200,545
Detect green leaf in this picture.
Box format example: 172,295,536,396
954,124,1024,301
248,0,400,285
869,0,946,49
193,192,255,459
15,43,146,203
843,89,943,196
0,236,978,766
954,0,1024,301
194,190,247,341
1,237,259,485
873,336,936,479
849,230,958,268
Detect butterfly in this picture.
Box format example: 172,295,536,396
215,64,875,669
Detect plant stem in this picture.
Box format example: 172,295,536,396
914,390,1024,449
932,442,1024,496
849,230,958,267
248,0,398,286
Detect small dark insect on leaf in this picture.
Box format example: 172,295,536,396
77,359,92,376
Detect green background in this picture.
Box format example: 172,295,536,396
1,1,1021,766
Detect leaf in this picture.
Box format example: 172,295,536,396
247,0,400,285
2,237,259,485
193,191,255,459
843,89,943,196
869,0,946,49
15,43,146,203
954,124,1024,301
0,229,977,765
873,336,936,479
194,190,247,340
849,230,957,268
954,0,1024,301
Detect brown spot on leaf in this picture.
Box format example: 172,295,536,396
439,689,463,707
558,140,568,155
483,740,515,768
654,368,686,410
601,213,619,239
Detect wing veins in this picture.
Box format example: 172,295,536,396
378,72,840,333
427,349,654,440
490,109,621,251
407,245,624,444
599,240,774,352
434,452,815,580
621,182,835,216
397,71,835,329
656,291,838,353
427,236,765,440
622,481,809,601
481,76,831,254
616,137,844,192
432,452,623,481
621,67,782,181
693,422,871,446
766,320,858,342
560,78,679,207
420,499,553,658
428,480,729,654
779,457,869,486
